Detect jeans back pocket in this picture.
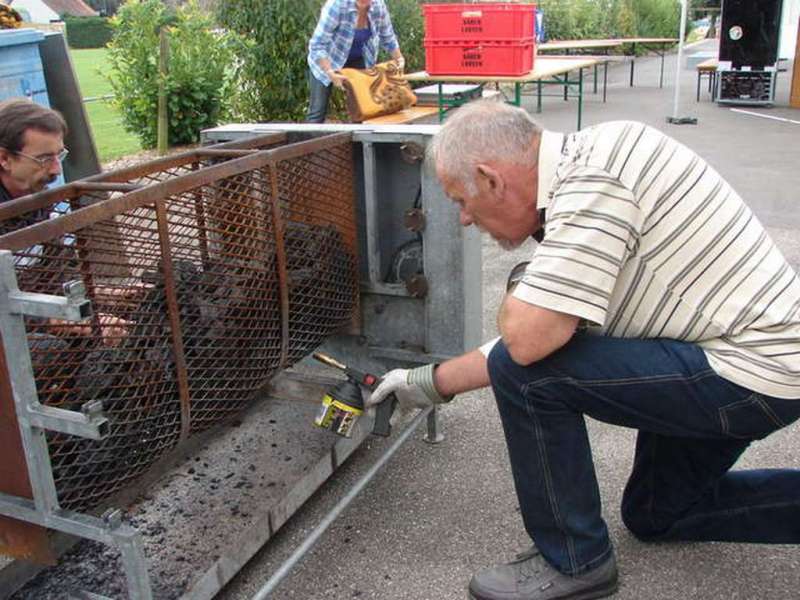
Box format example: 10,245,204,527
718,393,787,439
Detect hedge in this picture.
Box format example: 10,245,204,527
64,15,113,48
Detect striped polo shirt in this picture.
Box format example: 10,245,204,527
513,121,800,399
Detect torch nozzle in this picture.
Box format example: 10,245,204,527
312,352,348,372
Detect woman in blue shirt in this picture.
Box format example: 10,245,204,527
306,0,405,122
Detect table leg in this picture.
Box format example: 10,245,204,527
514,82,521,106
629,43,636,87
537,80,542,113
593,63,598,94
437,82,444,122
659,48,665,88
603,61,608,103
563,74,568,101
577,68,583,130
696,71,701,102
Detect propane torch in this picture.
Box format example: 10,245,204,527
312,352,397,438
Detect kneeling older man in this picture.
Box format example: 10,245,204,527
369,99,800,600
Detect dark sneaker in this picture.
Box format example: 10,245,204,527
468,547,618,600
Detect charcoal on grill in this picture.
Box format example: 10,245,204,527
284,222,356,362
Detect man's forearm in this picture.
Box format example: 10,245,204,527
498,295,578,366
317,58,334,75
433,348,490,397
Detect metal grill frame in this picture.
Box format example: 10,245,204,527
0,132,360,600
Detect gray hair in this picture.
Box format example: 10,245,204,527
426,99,542,195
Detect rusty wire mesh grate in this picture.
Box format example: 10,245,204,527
0,133,359,512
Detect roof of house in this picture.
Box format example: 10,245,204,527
11,0,97,17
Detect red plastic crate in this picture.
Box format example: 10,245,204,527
423,3,536,41
424,39,535,76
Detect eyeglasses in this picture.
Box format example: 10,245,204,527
13,148,69,167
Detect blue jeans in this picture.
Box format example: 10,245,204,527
487,334,800,576
306,58,365,123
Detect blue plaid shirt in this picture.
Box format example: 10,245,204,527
308,0,400,86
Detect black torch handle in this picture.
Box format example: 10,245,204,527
371,393,398,437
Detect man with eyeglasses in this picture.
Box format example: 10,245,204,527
0,98,132,341
0,99,68,204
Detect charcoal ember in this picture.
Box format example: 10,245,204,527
284,222,357,361
187,266,280,407
52,338,180,510
137,260,207,339
73,345,164,404
29,333,70,374
27,333,80,403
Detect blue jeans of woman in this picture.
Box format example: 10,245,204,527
306,57,365,123
487,334,800,576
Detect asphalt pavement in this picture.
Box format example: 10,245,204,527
217,39,800,600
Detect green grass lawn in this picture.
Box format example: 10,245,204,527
70,48,142,163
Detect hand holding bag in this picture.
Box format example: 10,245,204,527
338,61,417,123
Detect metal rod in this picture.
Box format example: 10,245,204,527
268,161,290,369
251,407,432,600
157,27,169,156
670,0,689,120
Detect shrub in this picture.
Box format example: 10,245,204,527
216,0,319,122
536,0,679,42
388,0,425,74
64,15,113,48
106,0,237,148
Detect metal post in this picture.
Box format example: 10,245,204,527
537,81,542,113
362,141,381,284
577,68,584,130
423,406,444,444
157,27,169,155
437,82,445,122
629,45,635,87
667,0,698,125
0,252,73,513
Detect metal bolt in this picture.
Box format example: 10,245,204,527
62,280,86,299
102,508,122,528
400,142,424,164
82,399,105,418
403,208,425,232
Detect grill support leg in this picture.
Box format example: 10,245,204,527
0,250,153,600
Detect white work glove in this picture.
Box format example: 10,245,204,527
366,364,452,410
393,55,406,73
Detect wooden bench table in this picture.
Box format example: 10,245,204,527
538,37,678,88
363,105,440,125
696,58,719,101
404,56,599,129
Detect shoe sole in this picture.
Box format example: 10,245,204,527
468,580,618,600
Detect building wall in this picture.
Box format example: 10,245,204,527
10,0,59,23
